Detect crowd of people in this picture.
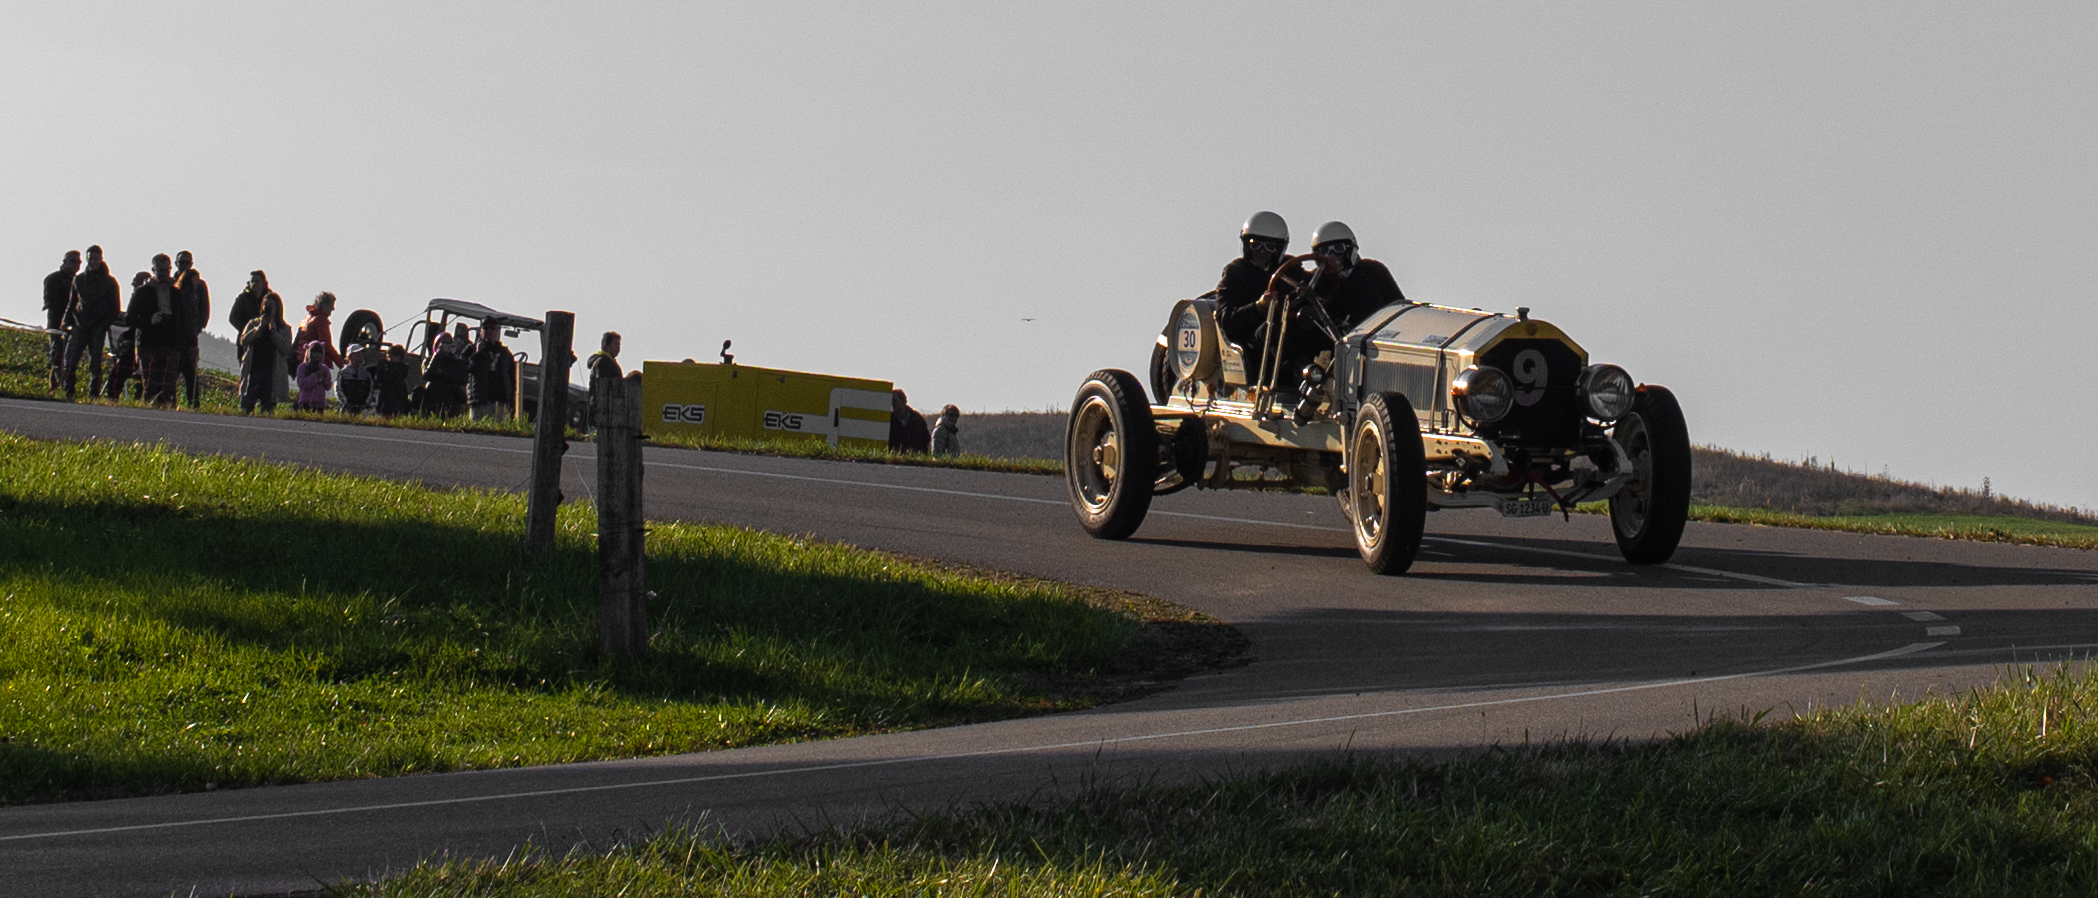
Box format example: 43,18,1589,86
38,247,518,420
39,246,964,451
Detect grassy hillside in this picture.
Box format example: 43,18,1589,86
0,434,1239,803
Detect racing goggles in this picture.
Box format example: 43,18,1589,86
1243,237,1286,256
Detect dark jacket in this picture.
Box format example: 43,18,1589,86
889,407,930,453
228,285,264,334
126,277,193,349
1212,258,1309,348
374,359,412,414
1307,259,1407,333
43,267,75,328
69,263,122,332
466,339,515,406
175,269,209,339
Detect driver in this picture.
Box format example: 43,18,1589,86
1212,211,1296,349
1302,221,1407,333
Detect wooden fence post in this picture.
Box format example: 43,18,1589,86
524,311,575,551
592,364,648,656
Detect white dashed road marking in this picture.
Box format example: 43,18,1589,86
1845,595,1899,606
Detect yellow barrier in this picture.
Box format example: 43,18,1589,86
640,361,892,449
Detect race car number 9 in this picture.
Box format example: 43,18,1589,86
1512,349,1547,406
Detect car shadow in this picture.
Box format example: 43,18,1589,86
1126,536,1357,560
1159,604,2098,703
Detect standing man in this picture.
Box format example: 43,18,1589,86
62,245,122,401
41,250,81,391
125,253,190,407
466,325,515,420
173,250,209,408
227,270,268,337
888,389,930,453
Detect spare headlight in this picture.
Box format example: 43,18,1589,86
1578,364,1636,421
1452,365,1514,424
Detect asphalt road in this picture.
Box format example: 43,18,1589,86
4,397,2097,896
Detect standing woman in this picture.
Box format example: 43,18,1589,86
294,291,345,371
239,292,294,413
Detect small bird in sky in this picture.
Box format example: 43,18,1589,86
1020,317,1036,322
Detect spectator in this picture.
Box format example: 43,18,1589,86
104,325,139,401
419,332,470,417
173,250,209,408
888,389,930,453
294,291,345,372
586,331,622,424
124,254,190,408
42,250,80,392
374,344,412,416
294,343,331,412
337,344,376,414
61,246,122,401
227,270,267,335
931,404,961,456
238,291,293,414
466,325,515,420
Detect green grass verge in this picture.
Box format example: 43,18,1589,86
362,665,2098,896
1687,506,2098,551
0,433,1241,804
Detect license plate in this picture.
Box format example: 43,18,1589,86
1499,498,1553,518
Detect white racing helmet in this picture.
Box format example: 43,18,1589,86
1241,211,1288,265
1311,220,1359,274
1242,211,1288,244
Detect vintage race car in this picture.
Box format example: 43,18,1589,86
1063,254,1691,574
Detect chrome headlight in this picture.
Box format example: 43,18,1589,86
1452,365,1513,424
1578,364,1636,421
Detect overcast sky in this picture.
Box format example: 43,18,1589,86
5,2,2093,510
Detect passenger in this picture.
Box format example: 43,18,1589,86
1302,221,1408,334
419,332,471,417
466,326,515,420
888,389,930,453
337,344,376,414
238,292,293,414
42,250,80,391
931,404,961,456
227,270,268,334
173,250,209,408
61,246,122,401
125,254,191,407
373,344,413,416
294,343,332,412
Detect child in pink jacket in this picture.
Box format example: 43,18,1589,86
294,343,332,412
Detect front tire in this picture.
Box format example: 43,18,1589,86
1609,385,1692,564
1066,369,1157,540
1348,392,1427,575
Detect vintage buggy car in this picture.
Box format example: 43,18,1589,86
1063,255,1692,574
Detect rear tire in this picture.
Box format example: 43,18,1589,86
1349,392,1427,575
1609,385,1692,564
1066,369,1157,540
1148,337,1174,404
